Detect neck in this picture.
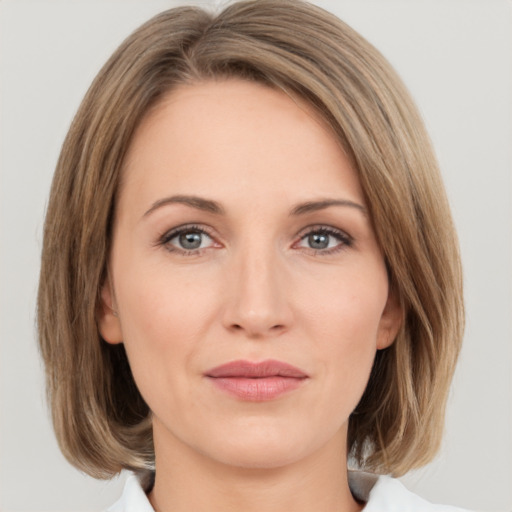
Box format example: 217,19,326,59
148,423,363,512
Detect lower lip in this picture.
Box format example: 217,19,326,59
207,376,306,401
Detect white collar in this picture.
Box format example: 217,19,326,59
107,470,471,511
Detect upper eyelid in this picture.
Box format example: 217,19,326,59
295,224,352,240
160,223,214,239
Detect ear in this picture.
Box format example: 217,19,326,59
97,279,123,345
376,290,403,350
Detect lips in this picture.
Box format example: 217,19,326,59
205,359,308,401
206,359,308,379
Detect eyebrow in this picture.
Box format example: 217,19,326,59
290,199,367,216
143,194,366,218
143,195,225,217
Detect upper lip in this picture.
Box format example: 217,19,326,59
205,359,309,379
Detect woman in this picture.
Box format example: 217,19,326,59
37,1,468,510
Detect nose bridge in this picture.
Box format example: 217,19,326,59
224,235,291,336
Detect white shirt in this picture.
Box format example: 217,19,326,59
107,471,473,511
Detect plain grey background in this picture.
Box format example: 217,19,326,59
0,0,510,511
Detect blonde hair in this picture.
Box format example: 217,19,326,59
37,0,464,479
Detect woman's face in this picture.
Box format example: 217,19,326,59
99,80,401,469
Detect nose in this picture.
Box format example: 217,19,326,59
221,244,293,338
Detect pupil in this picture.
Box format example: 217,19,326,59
309,233,329,249
179,232,202,249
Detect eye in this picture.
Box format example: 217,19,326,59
159,225,217,253
296,227,353,254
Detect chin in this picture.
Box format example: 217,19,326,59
202,423,321,470
215,442,306,470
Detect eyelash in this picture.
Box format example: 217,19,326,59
295,226,354,255
157,224,353,256
157,224,217,256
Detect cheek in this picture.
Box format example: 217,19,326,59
300,262,388,346
112,260,219,404
323,298,381,384
298,267,388,402
116,251,216,338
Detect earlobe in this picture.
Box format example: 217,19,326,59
98,281,123,345
376,291,403,350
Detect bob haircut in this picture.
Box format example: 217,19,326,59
37,0,464,480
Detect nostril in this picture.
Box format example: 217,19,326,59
228,322,285,337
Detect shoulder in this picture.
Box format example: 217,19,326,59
349,471,474,512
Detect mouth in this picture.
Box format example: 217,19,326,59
205,359,309,401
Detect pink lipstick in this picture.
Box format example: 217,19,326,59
205,360,308,401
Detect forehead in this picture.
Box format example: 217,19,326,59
118,79,363,213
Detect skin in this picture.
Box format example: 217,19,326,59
99,79,402,512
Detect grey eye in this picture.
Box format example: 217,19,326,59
296,227,352,253
163,228,214,252
178,231,203,250
307,233,330,249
